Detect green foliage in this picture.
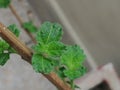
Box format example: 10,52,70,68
32,54,54,74
33,41,65,59
22,21,38,33
60,45,86,80
0,24,20,66
8,24,20,37
0,53,9,66
32,22,65,73
32,21,86,89
36,21,63,44
0,0,11,8
0,40,10,66
0,40,9,53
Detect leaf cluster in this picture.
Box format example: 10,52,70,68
32,21,86,89
60,45,86,80
32,22,65,74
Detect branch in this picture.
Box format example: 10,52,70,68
0,23,71,90
9,4,36,43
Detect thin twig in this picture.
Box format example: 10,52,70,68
0,23,71,90
9,4,36,43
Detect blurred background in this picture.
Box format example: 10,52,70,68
0,0,120,90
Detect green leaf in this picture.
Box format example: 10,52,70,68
22,21,37,33
60,45,86,80
33,41,65,59
57,67,66,79
32,54,54,74
0,0,11,8
64,66,86,80
47,41,66,57
0,53,9,66
0,40,9,53
32,22,64,74
0,40,14,66
8,24,20,37
36,21,63,44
